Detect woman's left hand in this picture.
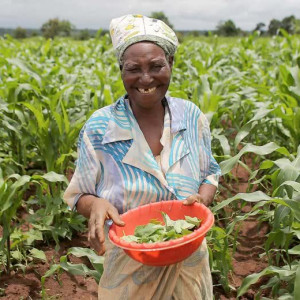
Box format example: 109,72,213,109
182,184,217,207
183,194,208,206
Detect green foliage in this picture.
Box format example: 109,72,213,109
207,226,232,293
0,228,47,275
214,143,300,297
41,247,104,297
268,15,297,35
41,18,74,39
295,19,300,34
253,22,266,34
14,27,27,39
268,19,282,35
78,29,91,40
121,213,201,243
0,170,31,273
26,172,86,247
216,20,241,36
237,263,299,298
281,15,296,34
0,33,299,298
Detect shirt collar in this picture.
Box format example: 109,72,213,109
102,95,187,144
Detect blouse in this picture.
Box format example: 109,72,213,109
64,95,221,214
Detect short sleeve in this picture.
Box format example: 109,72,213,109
63,125,101,210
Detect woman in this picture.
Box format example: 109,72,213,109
64,14,221,299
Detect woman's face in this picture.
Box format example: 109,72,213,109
121,42,173,110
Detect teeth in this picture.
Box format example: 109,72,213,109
138,87,156,94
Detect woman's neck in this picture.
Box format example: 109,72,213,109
129,98,165,124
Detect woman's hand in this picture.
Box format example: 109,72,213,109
183,193,205,205
183,184,217,207
77,195,125,255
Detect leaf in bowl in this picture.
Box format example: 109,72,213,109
185,216,201,227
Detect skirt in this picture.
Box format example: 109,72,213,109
98,235,213,300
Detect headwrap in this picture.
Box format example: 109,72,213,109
109,14,178,64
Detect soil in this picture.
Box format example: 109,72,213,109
0,157,271,299
0,233,98,300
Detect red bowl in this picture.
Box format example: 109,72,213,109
108,200,214,266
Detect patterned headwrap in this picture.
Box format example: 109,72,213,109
109,14,178,64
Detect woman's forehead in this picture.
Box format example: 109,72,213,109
122,42,166,62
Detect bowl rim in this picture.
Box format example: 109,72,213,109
108,200,214,252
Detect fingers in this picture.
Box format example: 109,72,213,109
108,206,125,226
88,222,105,255
183,194,203,205
88,210,106,255
91,222,106,255
96,243,106,256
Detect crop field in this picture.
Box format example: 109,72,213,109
0,32,299,299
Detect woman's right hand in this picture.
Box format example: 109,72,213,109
77,195,125,255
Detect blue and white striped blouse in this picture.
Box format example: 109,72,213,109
64,95,221,213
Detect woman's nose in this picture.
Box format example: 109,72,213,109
139,72,153,85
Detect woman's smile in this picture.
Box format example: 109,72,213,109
137,87,157,94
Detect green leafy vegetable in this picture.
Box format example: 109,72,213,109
121,212,201,244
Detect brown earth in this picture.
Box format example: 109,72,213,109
213,157,270,299
0,158,271,299
0,233,98,299
217,215,270,299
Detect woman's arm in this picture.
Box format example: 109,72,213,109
64,114,126,255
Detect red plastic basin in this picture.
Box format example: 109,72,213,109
108,200,214,266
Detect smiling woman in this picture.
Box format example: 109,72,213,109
63,14,221,300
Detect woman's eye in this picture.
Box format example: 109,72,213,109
124,65,140,73
127,68,140,73
149,65,163,73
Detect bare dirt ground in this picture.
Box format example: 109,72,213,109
0,232,98,299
